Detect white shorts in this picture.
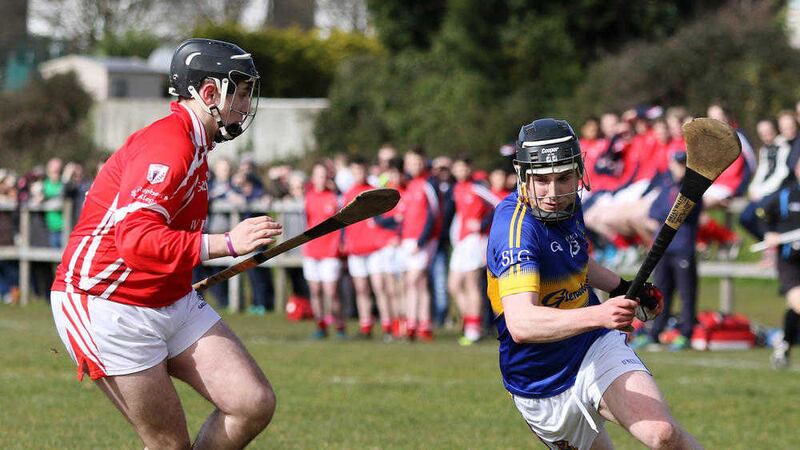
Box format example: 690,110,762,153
51,289,220,381
400,238,438,272
379,245,404,275
511,331,649,449
449,233,488,272
303,257,342,283
347,250,383,278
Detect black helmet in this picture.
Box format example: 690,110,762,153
170,38,258,98
169,38,260,142
514,118,589,221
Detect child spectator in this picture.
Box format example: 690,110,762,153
304,163,345,338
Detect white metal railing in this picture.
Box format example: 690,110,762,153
0,199,306,311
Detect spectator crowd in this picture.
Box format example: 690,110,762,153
3,100,800,350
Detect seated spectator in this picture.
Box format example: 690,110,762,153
740,119,793,243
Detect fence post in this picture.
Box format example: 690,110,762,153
18,205,30,306
227,209,241,313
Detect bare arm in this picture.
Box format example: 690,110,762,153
587,258,623,293
502,290,637,344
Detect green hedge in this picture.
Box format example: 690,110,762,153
191,23,382,98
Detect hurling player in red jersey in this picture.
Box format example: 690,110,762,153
342,157,394,338
303,163,345,338
49,39,283,450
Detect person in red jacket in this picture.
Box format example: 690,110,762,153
399,146,441,340
448,157,498,345
342,156,393,338
304,162,345,339
49,39,282,449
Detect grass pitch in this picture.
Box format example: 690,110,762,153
2,277,798,449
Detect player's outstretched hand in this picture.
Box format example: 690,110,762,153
597,297,637,330
229,215,283,255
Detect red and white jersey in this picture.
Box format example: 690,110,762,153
375,184,404,248
452,180,497,241
53,102,212,307
342,183,384,256
303,187,340,259
399,174,441,241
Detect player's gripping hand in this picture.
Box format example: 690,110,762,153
634,282,664,322
596,297,637,330
228,215,283,255
610,278,664,322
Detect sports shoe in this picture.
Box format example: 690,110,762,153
630,335,654,350
335,329,348,340
771,341,790,369
458,336,477,347
247,305,266,316
310,329,328,340
668,335,690,351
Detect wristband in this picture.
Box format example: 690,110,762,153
609,278,631,297
224,232,239,258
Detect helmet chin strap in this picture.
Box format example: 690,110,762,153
187,79,242,143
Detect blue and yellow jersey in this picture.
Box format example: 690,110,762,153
486,192,608,398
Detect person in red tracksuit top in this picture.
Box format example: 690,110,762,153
398,146,441,340
448,157,498,345
304,162,345,339
343,156,393,339
49,39,283,449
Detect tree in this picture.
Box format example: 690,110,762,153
0,72,96,171
366,0,447,52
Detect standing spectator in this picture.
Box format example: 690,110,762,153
374,157,406,338
740,119,794,243
343,157,393,338
62,162,93,227
42,157,65,248
195,159,245,309
488,166,512,202
304,163,345,338
0,170,19,304
399,146,441,340
448,157,497,345
232,166,275,315
762,157,800,369
333,152,354,193
283,171,310,301
632,151,700,351
429,156,454,328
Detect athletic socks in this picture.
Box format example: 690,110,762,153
463,315,482,342
784,308,799,347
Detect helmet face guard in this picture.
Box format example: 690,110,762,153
514,119,590,222
170,38,261,142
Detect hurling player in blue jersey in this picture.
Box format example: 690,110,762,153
486,118,702,449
